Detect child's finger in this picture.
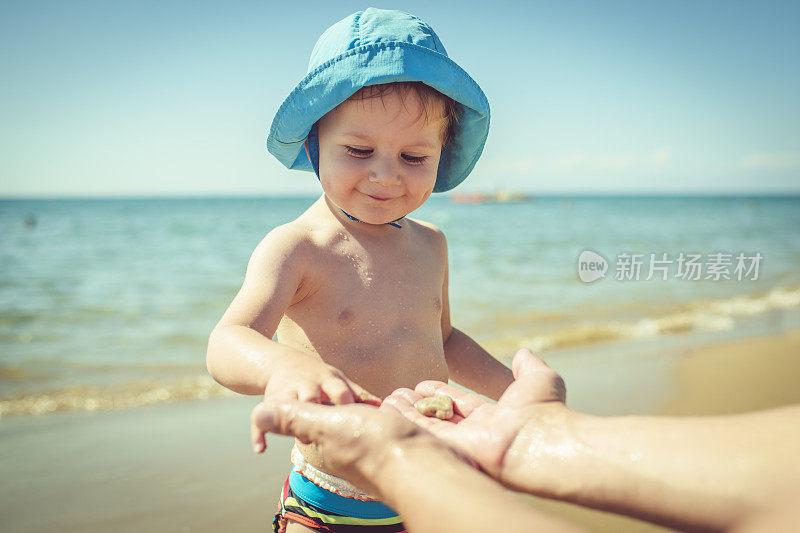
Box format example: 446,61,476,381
348,381,382,406
297,382,322,403
414,381,485,418
265,386,299,402
322,379,355,405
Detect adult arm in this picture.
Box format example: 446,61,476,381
386,349,800,532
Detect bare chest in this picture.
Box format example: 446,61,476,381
291,237,443,336
276,235,447,394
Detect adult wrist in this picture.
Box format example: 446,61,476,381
500,402,591,499
364,434,460,501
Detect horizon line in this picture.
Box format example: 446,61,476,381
2,191,800,201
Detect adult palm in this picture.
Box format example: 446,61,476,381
383,348,570,493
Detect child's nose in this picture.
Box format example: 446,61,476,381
368,157,402,187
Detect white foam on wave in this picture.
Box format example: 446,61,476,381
523,285,800,353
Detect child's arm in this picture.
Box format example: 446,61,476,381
442,326,513,401
206,224,380,405
438,234,513,401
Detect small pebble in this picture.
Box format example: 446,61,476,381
414,395,454,419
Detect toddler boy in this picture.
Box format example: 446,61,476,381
206,8,513,532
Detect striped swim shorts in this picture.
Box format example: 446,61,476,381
273,470,406,532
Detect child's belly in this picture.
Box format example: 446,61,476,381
277,310,449,396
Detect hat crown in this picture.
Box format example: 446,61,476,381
267,8,489,192
308,8,448,74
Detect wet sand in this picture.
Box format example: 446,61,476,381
661,329,800,416
0,395,294,533
2,330,799,532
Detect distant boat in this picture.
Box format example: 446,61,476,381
450,189,529,204
450,192,486,204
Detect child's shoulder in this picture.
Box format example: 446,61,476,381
405,217,448,251
248,218,318,272
250,215,344,267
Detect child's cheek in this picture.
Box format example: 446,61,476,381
330,152,364,173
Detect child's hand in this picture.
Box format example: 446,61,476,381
264,357,381,406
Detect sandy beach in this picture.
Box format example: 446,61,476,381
2,329,799,533
661,329,800,416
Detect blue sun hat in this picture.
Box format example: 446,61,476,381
266,7,490,193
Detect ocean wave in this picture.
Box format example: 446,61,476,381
0,375,237,419
521,285,800,353
4,285,799,418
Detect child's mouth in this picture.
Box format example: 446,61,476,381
367,194,393,201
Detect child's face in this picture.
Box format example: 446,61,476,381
314,88,444,226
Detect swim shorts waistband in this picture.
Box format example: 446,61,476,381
291,445,380,501
288,470,400,520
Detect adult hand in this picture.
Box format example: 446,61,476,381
389,349,800,532
383,347,571,494
251,399,439,495
250,394,585,533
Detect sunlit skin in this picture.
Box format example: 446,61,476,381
206,85,515,533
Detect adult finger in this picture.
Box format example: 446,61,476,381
252,400,332,445
511,348,552,379
379,387,420,413
387,388,469,422
382,391,461,434
383,393,434,425
250,402,271,453
387,395,471,456
322,379,355,405
414,381,487,418
390,387,423,405
502,348,566,407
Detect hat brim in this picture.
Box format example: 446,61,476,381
267,41,490,193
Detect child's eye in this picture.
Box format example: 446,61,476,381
345,146,372,157
345,146,429,165
402,154,429,165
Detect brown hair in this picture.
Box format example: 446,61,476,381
345,81,460,148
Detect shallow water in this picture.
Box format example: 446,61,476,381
1,195,798,416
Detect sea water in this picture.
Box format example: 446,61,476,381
1,195,798,416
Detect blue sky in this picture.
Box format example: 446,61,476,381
1,0,798,197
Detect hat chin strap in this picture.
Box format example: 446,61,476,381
307,123,404,229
